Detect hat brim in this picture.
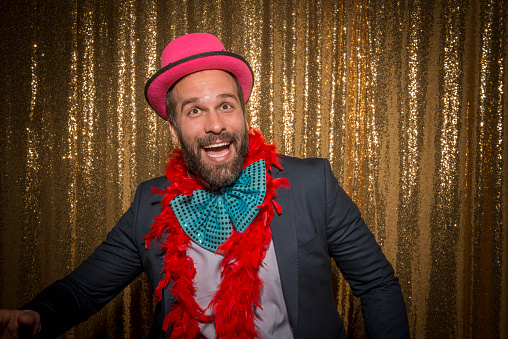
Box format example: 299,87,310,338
145,51,254,120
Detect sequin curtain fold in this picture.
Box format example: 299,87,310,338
0,0,506,338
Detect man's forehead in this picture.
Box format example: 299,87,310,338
173,70,240,103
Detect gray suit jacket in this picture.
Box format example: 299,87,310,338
25,156,409,338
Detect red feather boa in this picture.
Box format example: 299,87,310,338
143,128,290,338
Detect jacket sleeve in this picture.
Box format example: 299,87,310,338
323,160,410,339
21,182,148,338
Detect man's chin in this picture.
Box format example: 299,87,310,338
198,163,240,189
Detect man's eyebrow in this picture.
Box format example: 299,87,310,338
216,93,239,102
179,93,239,112
180,97,200,112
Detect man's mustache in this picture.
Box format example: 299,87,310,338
196,132,239,148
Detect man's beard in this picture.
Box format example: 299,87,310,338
177,127,249,189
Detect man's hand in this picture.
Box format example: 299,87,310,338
0,310,40,339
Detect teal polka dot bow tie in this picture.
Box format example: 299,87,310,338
170,159,267,252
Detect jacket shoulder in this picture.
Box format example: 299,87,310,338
276,155,332,179
278,155,328,167
138,176,169,191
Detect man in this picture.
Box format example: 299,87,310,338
1,33,409,338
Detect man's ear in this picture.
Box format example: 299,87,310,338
168,121,179,144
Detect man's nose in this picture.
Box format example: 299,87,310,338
204,110,226,134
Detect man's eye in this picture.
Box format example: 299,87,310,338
189,108,200,115
221,103,232,110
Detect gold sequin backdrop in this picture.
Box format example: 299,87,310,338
0,0,506,338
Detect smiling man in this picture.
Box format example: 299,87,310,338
1,33,409,339
168,70,249,189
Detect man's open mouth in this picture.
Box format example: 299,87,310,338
202,141,231,158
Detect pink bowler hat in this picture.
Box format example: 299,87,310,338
145,33,254,120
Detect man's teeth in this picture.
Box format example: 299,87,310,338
203,142,230,158
203,142,229,149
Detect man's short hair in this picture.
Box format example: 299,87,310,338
165,71,246,127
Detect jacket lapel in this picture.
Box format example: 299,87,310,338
270,164,299,336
